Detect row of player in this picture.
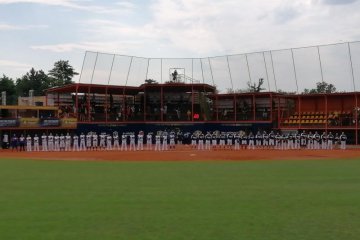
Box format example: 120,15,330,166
4,130,347,151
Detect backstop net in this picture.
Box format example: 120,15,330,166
79,41,360,93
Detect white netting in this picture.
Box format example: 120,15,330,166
79,41,360,93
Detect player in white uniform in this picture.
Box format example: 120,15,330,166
33,134,40,151
211,132,217,150
205,132,212,150
169,131,176,150
65,133,71,151
137,131,144,151
99,133,106,150
73,134,79,151
92,132,99,151
79,132,86,151
59,134,65,151
86,133,92,150
155,134,161,151
129,133,136,151
26,135,32,152
41,133,48,151
219,132,226,148
121,133,128,151
234,132,240,150
113,132,120,150
146,133,153,150
92,133,98,151
48,133,54,151
106,134,112,150
54,134,60,151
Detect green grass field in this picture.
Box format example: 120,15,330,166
0,158,360,240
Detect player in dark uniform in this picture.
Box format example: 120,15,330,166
255,131,262,149
295,131,301,149
314,131,321,150
240,133,248,149
262,131,269,149
234,132,240,150
248,132,255,150
300,130,307,148
287,133,294,150
327,132,334,150
334,133,340,148
307,131,313,150
321,132,327,150
11,134,18,151
269,131,275,149
227,132,234,150
219,132,226,150
340,132,347,150
191,132,197,149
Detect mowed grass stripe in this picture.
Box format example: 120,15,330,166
0,159,359,240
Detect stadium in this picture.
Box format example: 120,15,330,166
1,41,360,143
1,41,360,240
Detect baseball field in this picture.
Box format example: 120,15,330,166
1,149,360,240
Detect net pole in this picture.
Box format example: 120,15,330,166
107,54,116,85
347,42,356,91
125,57,133,87
226,56,234,90
262,52,271,91
145,58,150,81
200,59,205,84
317,46,325,83
208,58,215,86
291,49,299,93
78,51,87,84
269,51,278,92
161,58,163,83
245,54,252,85
90,52,99,85
191,58,194,84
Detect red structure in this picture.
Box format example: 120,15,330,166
45,83,360,144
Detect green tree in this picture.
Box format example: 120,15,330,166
48,60,78,87
0,75,17,104
247,78,265,92
16,68,51,97
303,81,336,94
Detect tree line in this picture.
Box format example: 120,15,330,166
0,60,78,105
227,78,337,94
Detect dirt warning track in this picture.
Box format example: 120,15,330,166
1,146,360,162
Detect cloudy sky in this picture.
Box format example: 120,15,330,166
0,0,360,90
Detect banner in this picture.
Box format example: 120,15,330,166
40,118,60,127
0,118,19,127
19,118,39,128
61,118,77,128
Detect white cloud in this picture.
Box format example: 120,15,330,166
0,0,134,13
0,59,32,70
0,23,48,30
31,41,143,53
